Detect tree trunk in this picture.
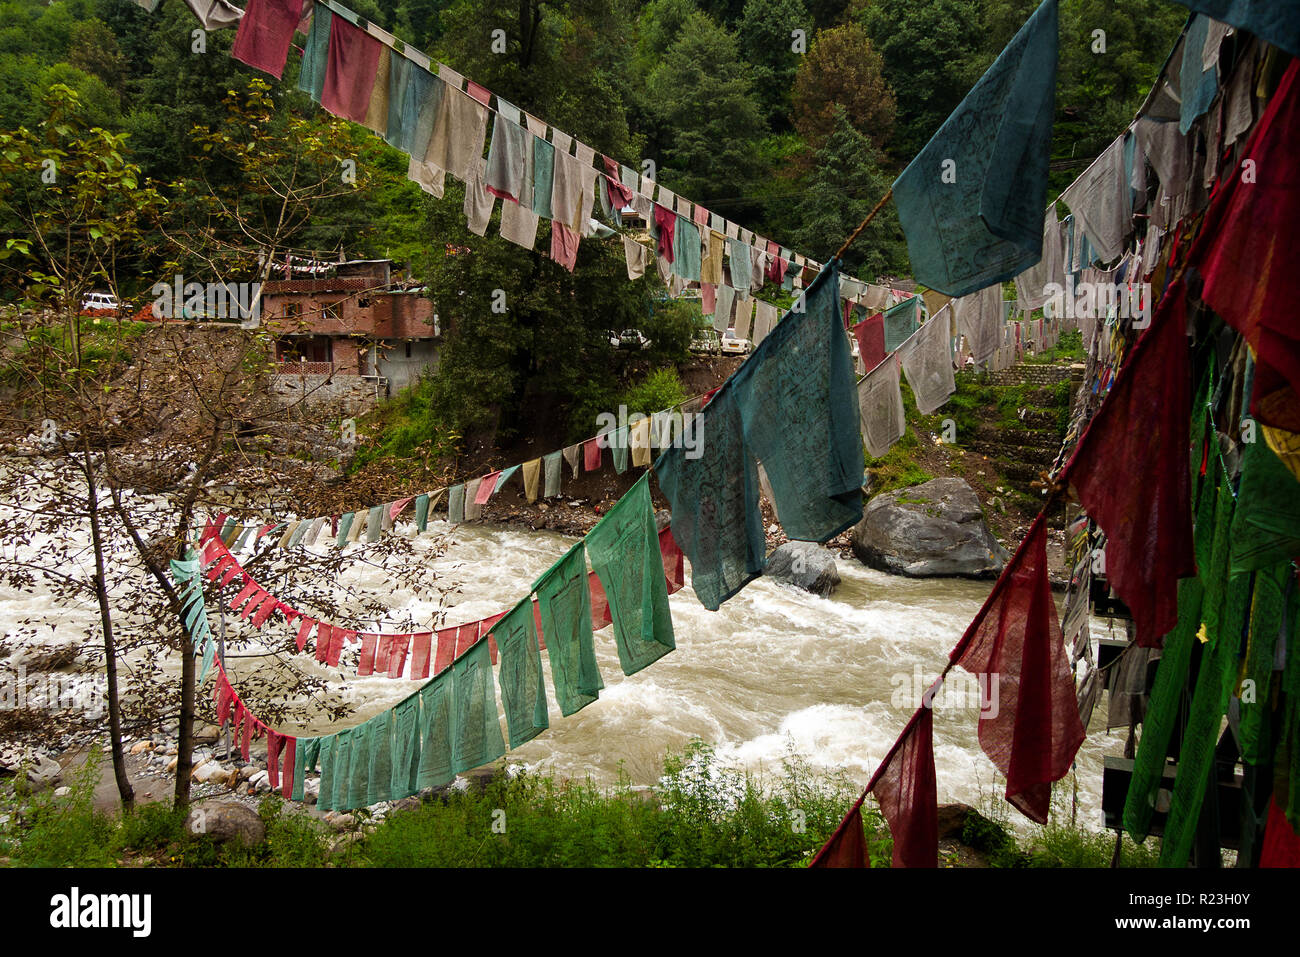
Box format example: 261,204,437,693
83,453,134,811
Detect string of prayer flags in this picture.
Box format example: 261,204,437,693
892,0,1059,297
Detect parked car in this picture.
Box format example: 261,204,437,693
721,327,751,355
609,329,652,350
79,291,119,315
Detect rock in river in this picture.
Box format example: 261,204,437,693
851,478,1009,578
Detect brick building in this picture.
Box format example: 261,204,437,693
261,259,441,401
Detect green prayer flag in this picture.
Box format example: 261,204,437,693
346,721,371,810
293,737,317,803
336,512,355,547
414,493,430,532
418,673,456,788
296,4,331,104
333,728,353,811
391,695,422,798
1230,432,1300,575
367,711,394,805
451,639,506,775
586,473,675,675
366,505,384,544
535,541,603,716
492,597,549,748
317,734,338,812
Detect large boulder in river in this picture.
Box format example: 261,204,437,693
851,478,1009,578
764,541,840,597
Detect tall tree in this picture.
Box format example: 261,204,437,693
788,108,909,281
791,22,896,153
645,12,769,203
736,0,810,129
858,0,986,161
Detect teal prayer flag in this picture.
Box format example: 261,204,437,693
366,711,394,805
451,637,506,775
492,598,549,748
296,4,331,103
417,676,455,789
534,541,603,716
586,474,676,674
892,0,1059,297
391,695,422,798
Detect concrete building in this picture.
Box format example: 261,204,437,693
261,259,441,409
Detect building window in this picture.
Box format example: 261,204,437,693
405,341,412,359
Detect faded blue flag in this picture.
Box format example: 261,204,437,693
892,0,1059,298
1176,0,1300,60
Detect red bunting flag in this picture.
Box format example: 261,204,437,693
809,798,870,868
949,514,1085,823
1188,60,1300,431
1065,282,1194,647
868,707,938,867
321,15,382,123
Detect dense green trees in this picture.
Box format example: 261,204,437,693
0,0,1188,446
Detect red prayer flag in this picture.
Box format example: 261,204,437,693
315,623,332,663
409,633,433,679
1188,60,1300,429
660,525,685,595
949,514,1086,823
1261,799,1300,868
809,798,870,868
373,634,392,673
321,15,382,123
654,204,676,262
267,731,282,790
217,563,243,589
853,314,887,371
387,634,412,678
454,622,480,658
434,628,457,675
1066,282,1194,647
357,633,378,676
296,617,315,653
465,80,492,106
230,0,302,79
475,473,500,505
588,571,613,629
584,437,602,472
328,629,351,667
868,707,937,867
280,737,296,800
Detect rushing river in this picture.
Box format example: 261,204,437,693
209,518,1128,830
